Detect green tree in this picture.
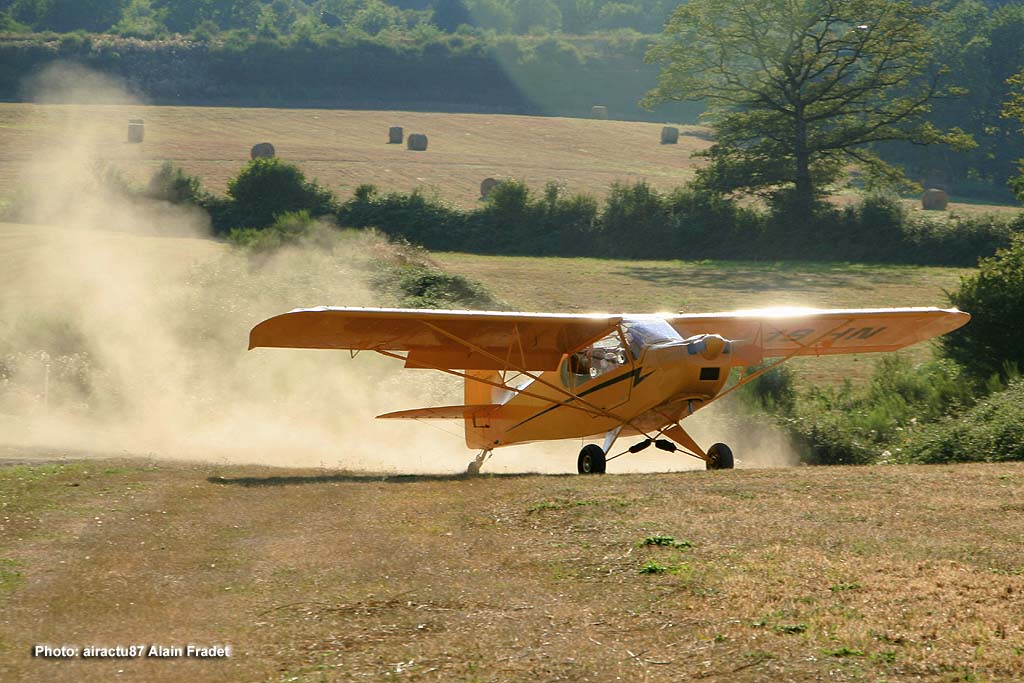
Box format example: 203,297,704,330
1004,67,1024,202
643,0,970,220
352,0,403,34
432,0,473,31
466,0,511,32
12,0,129,31
152,0,262,33
513,0,561,34
941,235,1024,381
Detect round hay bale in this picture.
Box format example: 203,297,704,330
660,126,679,144
388,126,403,144
127,119,144,143
250,142,276,159
480,177,499,197
921,188,948,211
407,133,428,151
591,105,608,120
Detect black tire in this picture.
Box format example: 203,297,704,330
705,442,734,470
577,444,606,474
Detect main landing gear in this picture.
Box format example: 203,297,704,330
704,442,734,470
575,424,735,474
577,444,606,474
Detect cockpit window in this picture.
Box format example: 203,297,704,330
561,330,629,388
622,319,682,359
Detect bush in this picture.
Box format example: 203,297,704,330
143,162,208,205
900,380,1024,463
338,184,464,249
469,180,598,254
227,210,319,253
225,158,338,231
394,268,500,309
740,362,797,413
600,181,669,257
941,234,1024,380
667,186,760,259
774,357,974,465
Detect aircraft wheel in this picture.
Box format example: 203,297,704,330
577,444,606,474
705,443,734,470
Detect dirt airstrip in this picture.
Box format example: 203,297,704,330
2,458,1023,682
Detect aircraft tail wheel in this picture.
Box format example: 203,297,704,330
577,444,607,474
705,443,734,470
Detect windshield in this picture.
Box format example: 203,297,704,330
623,319,682,358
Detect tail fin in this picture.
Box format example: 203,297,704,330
463,371,507,449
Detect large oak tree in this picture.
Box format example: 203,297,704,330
644,0,970,216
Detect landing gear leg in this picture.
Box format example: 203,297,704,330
467,449,492,475
662,424,735,470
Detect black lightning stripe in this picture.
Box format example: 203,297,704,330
507,367,653,432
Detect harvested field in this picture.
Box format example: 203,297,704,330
1,458,1023,682
0,102,1018,216
0,103,713,209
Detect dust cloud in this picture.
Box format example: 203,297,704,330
0,65,798,474
0,65,485,473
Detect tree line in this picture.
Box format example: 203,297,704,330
1,0,681,36
131,156,1021,267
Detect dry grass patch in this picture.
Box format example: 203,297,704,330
2,458,1024,682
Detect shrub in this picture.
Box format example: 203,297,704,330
338,184,464,249
901,380,1024,463
776,357,974,465
468,180,598,255
941,235,1024,380
668,186,760,259
227,210,319,253
600,181,669,257
740,363,797,414
394,267,501,309
225,158,338,231
143,162,207,205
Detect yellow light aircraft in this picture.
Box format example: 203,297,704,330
249,306,969,474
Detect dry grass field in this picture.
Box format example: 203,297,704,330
0,102,1019,217
2,458,1024,682
0,103,712,208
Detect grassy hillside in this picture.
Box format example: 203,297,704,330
2,458,1023,682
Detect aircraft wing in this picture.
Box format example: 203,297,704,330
666,307,969,360
249,307,621,370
